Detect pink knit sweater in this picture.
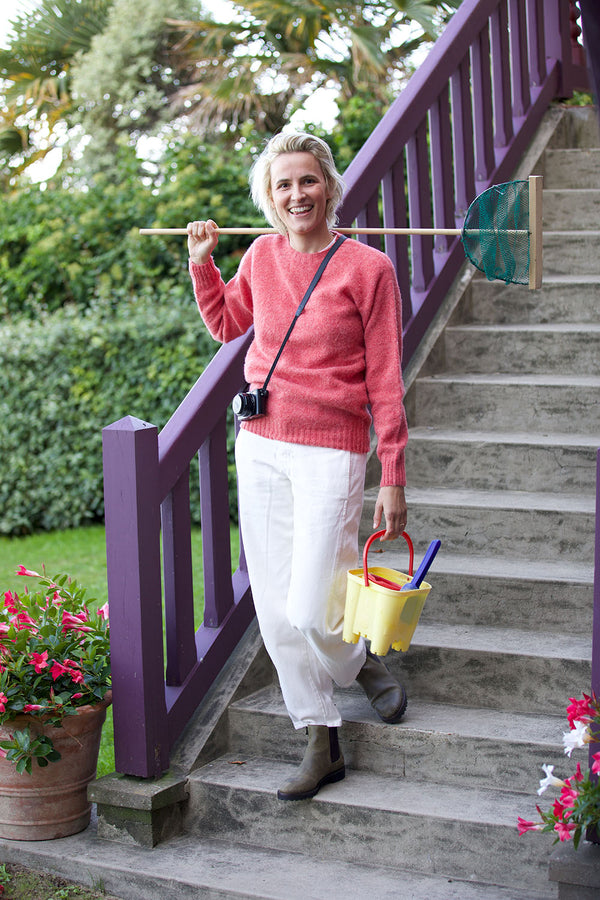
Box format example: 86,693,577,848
189,233,407,486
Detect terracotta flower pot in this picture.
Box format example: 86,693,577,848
0,693,111,841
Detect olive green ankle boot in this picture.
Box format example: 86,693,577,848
356,648,408,723
277,726,345,801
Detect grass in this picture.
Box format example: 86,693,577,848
0,862,123,899
0,524,239,778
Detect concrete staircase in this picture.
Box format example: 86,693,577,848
2,107,598,900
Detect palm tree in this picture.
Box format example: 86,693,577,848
166,0,460,135
0,0,112,176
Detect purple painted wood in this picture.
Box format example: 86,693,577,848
471,23,496,181
406,118,435,291
102,417,169,778
451,57,476,215
199,412,234,627
527,0,547,86
429,87,456,254
490,2,514,148
162,472,196,687
509,0,530,118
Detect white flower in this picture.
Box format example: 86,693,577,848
537,764,567,795
563,719,591,757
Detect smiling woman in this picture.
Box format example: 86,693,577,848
187,130,409,803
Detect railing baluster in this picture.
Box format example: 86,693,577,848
527,0,547,86
382,157,412,318
490,0,514,148
162,471,197,686
429,86,457,255
406,118,435,292
471,23,496,182
199,412,234,627
509,0,531,117
450,56,476,217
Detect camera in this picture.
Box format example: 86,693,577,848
232,387,268,420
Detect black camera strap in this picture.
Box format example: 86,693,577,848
262,235,347,391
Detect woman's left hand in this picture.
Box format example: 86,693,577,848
373,486,407,541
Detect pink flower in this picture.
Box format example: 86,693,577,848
3,592,17,613
23,703,44,712
61,611,92,633
592,753,600,776
555,820,577,841
16,566,40,578
71,693,83,700
566,693,597,729
97,602,109,621
0,747,7,759
50,661,69,681
559,785,579,810
29,650,49,673
0,693,7,713
517,817,542,835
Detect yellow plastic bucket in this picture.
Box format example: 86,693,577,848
343,530,431,656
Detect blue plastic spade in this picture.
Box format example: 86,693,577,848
400,540,441,591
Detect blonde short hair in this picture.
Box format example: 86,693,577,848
250,132,346,234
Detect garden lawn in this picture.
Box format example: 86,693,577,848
1,525,238,777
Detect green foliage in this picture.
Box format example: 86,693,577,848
0,303,229,535
0,137,261,316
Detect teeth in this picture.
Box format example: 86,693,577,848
289,206,311,213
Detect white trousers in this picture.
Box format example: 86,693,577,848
235,429,367,728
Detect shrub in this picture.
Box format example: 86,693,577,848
0,302,237,535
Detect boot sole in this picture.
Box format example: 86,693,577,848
277,765,346,801
375,688,408,724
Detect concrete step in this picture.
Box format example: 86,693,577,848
393,623,591,716
0,826,556,900
460,277,600,325
439,323,600,375
542,232,600,277
405,427,599,493
185,755,554,892
229,685,565,793
542,148,600,188
383,549,593,634
411,373,600,434
543,188,600,230
362,486,596,563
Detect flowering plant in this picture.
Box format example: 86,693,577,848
0,567,110,774
518,692,600,848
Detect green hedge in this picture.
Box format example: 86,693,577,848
0,302,238,536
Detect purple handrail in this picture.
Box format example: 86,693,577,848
102,0,589,778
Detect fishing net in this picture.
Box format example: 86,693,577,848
461,180,530,285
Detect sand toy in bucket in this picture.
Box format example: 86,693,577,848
343,531,440,656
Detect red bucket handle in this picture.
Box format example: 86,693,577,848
362,530,414,588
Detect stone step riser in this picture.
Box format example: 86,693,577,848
227,703,564,794
459,280,600,325
417,571,592,634
542,148,600,189
542,234,600,277
440,327,600,376
360,497,594,564
543,189,600,230
392,644,590,717
413,378,600,434
405,435,597,493
185,776,549,892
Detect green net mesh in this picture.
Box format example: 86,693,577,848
461,180,530,285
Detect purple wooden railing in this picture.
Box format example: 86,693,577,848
103,0,590,778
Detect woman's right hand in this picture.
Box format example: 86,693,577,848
187,219,219,265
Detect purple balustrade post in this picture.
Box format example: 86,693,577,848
199,412,234,627
508,0,531,117
102,416,169,778
544,0,574,97
162,472,197,686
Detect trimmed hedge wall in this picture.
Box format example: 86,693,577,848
0,302,235,535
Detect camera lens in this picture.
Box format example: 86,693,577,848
232,392,255,418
